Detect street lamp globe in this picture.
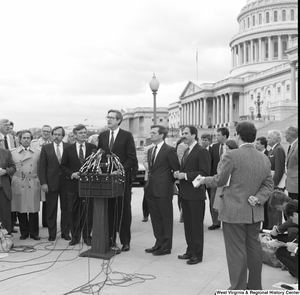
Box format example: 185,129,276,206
149,73,159,125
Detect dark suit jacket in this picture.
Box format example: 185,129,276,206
0,148,16,200
145,142,180,198
268,143,286,187
39,142,69,191
60,143,97,192
210,142,221,176
97,129,137,173
179,144,211,201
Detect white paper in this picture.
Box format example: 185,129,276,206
272,282,298,290
192,175,201,188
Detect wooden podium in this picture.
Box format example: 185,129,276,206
78,173,124,259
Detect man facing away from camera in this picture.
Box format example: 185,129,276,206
197,121,273,290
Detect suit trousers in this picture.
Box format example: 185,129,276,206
208,187,220,226
18,212,39,237
46,178,70,238
42,201,47,227
0,187,12,234
288,192,298,200
276,247,298,277
146,191,173,250
223,222,262,290
181,199,205,259
119,178,132,245
107,177,132,246
68,192,93,241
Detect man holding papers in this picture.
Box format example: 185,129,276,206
196,121,273,290
174,126,211,265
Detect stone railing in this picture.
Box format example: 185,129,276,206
239,115,276,121
268,100,298,107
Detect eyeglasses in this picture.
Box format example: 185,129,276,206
42,130,51,133
105,116,117,120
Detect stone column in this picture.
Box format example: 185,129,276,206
195,100,199,126
250,39,253,63
278,35,282,60
239,43,242,65
203,98,207,127
193,100,197,125
221,94,224,124
216,96,220,125
229,93,233,125
200,98,203,126
290,61,296,101
212,97,216,126
244,41,247,64
268,36,272,60
258,38,262,62
224,94,228,124
238,92,244,118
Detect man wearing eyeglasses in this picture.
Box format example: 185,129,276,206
98,110,138,253
31,125,53,228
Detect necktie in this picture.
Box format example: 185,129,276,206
109,131,114,151
79,144,85,165
287,145,291,155
150,145,157,168
4,135,9,150
219,143,224,157
56,144,62,164
181,147,190,165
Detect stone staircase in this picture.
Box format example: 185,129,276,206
256,114,298,151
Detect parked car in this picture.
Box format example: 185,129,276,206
134,153,146,185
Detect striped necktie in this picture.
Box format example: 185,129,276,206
181,147,190,165
56,144,62,164
150,145,157,168
4,135,9,150
109,131,114,151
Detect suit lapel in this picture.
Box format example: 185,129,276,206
287,141,297,164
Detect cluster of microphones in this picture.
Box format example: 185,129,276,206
79,149,125,181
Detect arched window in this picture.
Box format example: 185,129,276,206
291,10,294,21
248,17,250,28
282,10,286,21
266,12,270,23
259,13,262,24
244,19,246,30
274,41,278,58
246,45,249,62
282,40,288,57
253,15,255,26
274,11,278,22
265,42,269,59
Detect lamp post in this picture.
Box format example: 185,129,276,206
149,73,159,125
254,93,264,119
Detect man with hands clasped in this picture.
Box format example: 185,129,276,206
196,121,273,290
174,126,211,265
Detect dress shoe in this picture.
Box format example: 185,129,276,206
69,239,79,246
142,217,148,222
61,234,71,241
110,245,121,254
145,246,160,253
208,225,221,230
12,228,18,233
121,244,130,252
48,236,56,241
20,235,28,240
84,239,92,246
187,257,202,265
31,236,41,241
178,253,192,260
153,249,171,256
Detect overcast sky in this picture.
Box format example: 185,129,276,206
0,0,244,131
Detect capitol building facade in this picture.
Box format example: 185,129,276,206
169,0,298,132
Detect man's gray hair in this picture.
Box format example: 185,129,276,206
267,130,282,143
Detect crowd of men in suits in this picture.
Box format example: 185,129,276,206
0,115,298,290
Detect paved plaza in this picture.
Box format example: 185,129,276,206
0,185,297,295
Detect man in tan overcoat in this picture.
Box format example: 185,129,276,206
11,130,42,240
